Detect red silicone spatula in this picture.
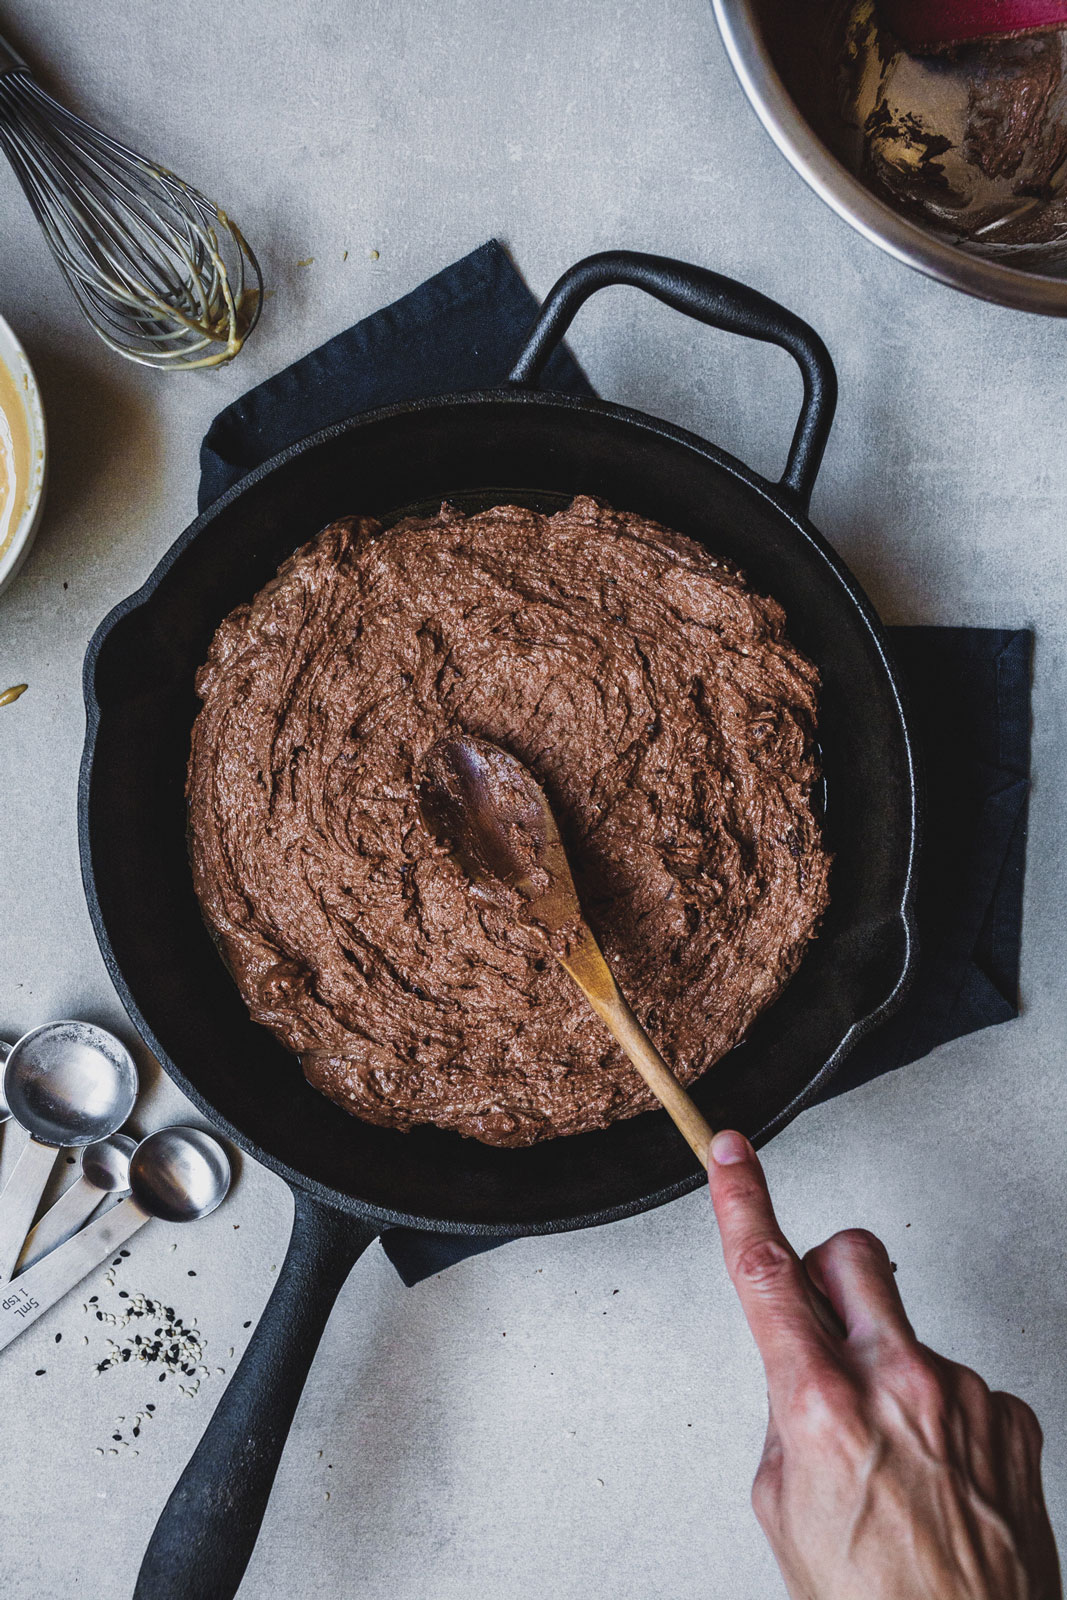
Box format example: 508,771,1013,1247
879,0,1067,51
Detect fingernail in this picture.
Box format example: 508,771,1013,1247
710,1130,752,1166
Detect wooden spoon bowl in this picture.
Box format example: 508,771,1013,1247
419,734,715,1168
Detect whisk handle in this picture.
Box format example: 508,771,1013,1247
0,31,27,75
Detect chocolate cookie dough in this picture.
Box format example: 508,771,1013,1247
186,497,831,1147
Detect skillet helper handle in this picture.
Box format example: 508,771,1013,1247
134,1191,379,1600
509,250,837,511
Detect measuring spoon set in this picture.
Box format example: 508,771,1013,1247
0,1023,230,1351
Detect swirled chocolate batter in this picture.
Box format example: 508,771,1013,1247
186,497,831,1147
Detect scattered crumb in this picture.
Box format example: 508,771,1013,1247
296,257,315,268
368,248,379,260
0,684,28,708
342,250,348,261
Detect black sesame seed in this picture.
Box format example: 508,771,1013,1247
120,1250,130,1258
95,1312,103,1320
158,1373,166,1382
145,1404,155,1412
89,1296,98,1304
243,1321,251,1328
112,1433,122,1441
35,1369,45,1376
188,1270,196,1277
55,1332,62,1342
133,1426,140,1438
118,1291,128,1298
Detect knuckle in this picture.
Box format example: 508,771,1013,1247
732,1236,795,1291
716,1170,765,1220
885,1350,951,1423
951,1363,991,1410
786,1371,858,1440
998,1391,1043,1447
829,1227,888,1265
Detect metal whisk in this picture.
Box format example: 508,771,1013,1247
0,31,261,369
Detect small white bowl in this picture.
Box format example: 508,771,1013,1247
0,312,46,598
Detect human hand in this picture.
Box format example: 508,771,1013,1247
707,1129,1061,1600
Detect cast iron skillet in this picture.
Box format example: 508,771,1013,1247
79,253,918,1600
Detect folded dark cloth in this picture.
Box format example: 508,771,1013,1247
200,242,1031,1287
200,242,593,509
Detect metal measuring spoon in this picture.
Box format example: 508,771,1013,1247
0,1126,231,1352
0,1041,11,1124
0,1023,138,1283
18,1132,137,1271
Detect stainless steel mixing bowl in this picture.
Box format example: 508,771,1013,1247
712,0,1067,316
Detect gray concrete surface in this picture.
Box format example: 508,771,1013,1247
1,1,1065,1596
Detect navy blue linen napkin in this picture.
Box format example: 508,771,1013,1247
200,242,1031,1286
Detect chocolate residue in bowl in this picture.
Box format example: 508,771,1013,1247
841,1,1067,249
767,0,1067,264
186,497,831,1148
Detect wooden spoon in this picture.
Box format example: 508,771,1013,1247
418,733,715,1168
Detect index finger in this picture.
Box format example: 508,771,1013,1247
708,1130,837,1396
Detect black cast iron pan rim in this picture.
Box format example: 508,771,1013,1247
79,385,920,1239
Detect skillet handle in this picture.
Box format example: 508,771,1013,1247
509,251,837,511
133,1190,379,1600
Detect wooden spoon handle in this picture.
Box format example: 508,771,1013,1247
600,987,716,1167
560,932,714,1167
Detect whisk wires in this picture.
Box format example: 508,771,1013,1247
0,70,261,369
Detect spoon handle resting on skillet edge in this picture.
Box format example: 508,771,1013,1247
560,924,715,1168
134,1192,379,1600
